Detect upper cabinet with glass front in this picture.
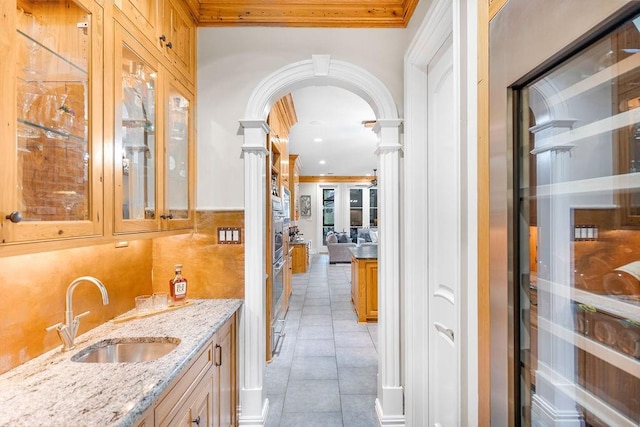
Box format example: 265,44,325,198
113,19,194,234
0,0,103,244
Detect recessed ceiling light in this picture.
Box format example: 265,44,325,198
319,160,326,165
366,173,371,176
314,138,323,142
319,173,325,176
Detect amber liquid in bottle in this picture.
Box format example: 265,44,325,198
170,264,187,303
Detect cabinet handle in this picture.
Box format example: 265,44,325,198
160,212,174,220
5,211,22,223
192,416,201,425
215,343,222,367
159,34,166,43
166,41,173,49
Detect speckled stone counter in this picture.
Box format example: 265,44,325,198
0,298,242,426
349,245,378,259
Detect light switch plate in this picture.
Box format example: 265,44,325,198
218,227,242,244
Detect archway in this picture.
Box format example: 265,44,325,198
238,54,404,425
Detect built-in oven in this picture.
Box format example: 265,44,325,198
270,256,286,354
272,197,285,262
271,196,287,355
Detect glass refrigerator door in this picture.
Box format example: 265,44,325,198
517,13,640,426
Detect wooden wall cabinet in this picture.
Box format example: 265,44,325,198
114,0,195,86
1,0,196,248
351,255,378,322
113,19,195,234
153,313,237,427
159,0,196,85
1,0,104,244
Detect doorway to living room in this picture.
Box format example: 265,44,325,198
238,55,404,426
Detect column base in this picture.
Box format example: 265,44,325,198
238,392,269,426
531,393,583,427
375,386,406,427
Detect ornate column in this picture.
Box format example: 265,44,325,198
238,120,270,426
374,119,405,426
530,123,582,426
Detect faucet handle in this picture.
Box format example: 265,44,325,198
45,322,64,332
74,311,91,322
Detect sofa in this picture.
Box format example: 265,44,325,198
356,227,379,246
326,231,355,264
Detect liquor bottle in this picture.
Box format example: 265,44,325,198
169,264,188,303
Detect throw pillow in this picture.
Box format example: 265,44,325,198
326,232,338,244
337,233,349,243
369,230,378,243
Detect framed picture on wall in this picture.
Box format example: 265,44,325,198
300,195,311,216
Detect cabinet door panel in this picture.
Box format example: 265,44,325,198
3,0,103,243
163,78,194,229
162,0,194,83
114,24,161,233
115,0,158,48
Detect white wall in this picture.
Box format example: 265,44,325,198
197,27,410,209
296,183,318,252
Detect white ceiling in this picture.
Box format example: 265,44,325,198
289,86,378,177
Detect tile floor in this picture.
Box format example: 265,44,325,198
265,254,379,427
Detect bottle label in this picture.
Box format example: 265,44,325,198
615,261,640,281
174,280,187,298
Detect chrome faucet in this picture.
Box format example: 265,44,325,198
46,276,109,351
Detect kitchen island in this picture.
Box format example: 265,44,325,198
0,298,242,426
350,245,378,322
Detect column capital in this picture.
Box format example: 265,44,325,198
239,120,271,134
241,145,269,155
376,143,403,156
373,119,403,133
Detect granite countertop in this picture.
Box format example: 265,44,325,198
0,298,243,427
349,245,378,259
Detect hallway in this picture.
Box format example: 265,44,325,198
265,254,379,426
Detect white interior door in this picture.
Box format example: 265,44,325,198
427,34,460,427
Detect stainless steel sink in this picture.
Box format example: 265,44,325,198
71,337,181,363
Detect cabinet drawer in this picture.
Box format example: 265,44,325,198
155,342,213,425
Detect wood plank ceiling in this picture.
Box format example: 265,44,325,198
194,0,419,27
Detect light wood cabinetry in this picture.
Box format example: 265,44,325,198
113,23,195,234
1,0,104,244
1,0,196,249
289,155,301,221
159,0,196,84
114,0,195,86
351,254,378,322
291,241,309,274
153,313,237,427
114,0,158,48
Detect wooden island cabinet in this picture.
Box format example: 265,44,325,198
350,246,378,322
291,241,309,274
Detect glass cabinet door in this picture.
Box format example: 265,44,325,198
163,81,193,228
517,12,640,426
114,24,159,233
4,0,103,243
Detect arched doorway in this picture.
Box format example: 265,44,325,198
237,54,404,425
